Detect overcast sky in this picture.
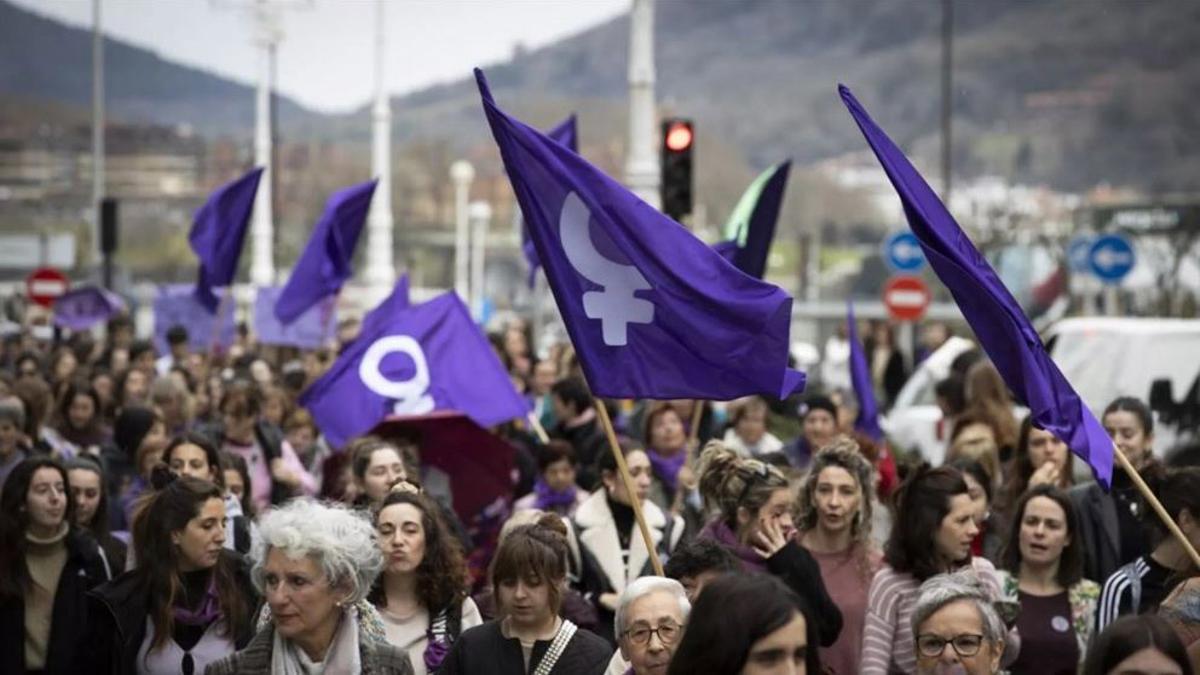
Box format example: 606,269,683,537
11,0,630,113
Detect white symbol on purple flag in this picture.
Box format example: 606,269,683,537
558,191,653,346
358,335,435,415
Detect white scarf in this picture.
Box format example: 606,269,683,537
270,607,363,675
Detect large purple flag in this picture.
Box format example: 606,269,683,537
846,301,883,442
720,160,791,280
53,286,126,331
840,85,1112,487
274,180,377,324
522,115,578,288
299,291,528,448
477,69,804,400
189,167,264,313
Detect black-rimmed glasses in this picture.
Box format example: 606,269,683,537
623,621,683,645
916,633,985,658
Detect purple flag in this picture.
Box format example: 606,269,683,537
153,284,236,353
522,115,579,288
478,69,804,400
189,167,264,312
840,85,1112,487
299,291,528,448
254,286,334,349
719,161,791,280
274,180,377,324
847,301,883,442
52,286,126,331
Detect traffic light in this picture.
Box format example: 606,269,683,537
660,118,693,222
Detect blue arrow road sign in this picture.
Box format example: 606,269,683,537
883,232,927,272
1088,234,1135,283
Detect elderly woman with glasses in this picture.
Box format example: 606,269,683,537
604,576,691,675
911,571,1007,675
205,499,413,674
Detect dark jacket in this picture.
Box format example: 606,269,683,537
439,620,610,675
196,421,295,506
203,624,414,675
0,529,111,675
79,550,259,675
1070,480,1124,583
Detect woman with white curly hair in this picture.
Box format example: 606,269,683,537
205,499,413,674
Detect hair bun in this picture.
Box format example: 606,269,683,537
535,513,568,539
149,463,177,491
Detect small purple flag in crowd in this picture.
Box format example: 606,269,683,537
719,160,791,280
299,290,528,448
153,284,236,353
52,286,126,331
254,286,334,349
477,69,804,400
189,167,264,313
846,301,883,442
521,114,579,288
839,85,1113,487
274,180,377,325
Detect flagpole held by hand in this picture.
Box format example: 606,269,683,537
593,399,665,577
527,411,550,444
1113,444,1200,569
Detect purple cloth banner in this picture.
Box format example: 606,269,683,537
840,84,1112,488
274,179,376,324
477,69,804,400
847,301,883,442
153,284,236,354
53,286,126,331
299,291,529,448
254,286,334,349
190,167,264,312
522,114,578,288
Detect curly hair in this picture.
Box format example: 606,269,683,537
796,436,876,543
371,490,470,614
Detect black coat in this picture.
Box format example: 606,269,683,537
439,620,611,675
0,529,111,675
78,550,259,675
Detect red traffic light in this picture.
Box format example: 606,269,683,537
664,122,693,152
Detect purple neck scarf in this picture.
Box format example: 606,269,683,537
174,575,221,626
699,517,767,573
533,479,578,512
646,447,687,494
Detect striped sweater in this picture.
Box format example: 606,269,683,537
860,557,1004,675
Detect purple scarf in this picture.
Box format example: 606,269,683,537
699,517,767,573
173,576,221,626
533,479,578,512
646,447,687,494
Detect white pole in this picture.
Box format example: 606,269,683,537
91,0,105,264
624,0,660,209
450,161,475,300
250,2,278,287
469,201,492,319
364,0,394,299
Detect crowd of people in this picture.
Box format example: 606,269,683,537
0,311,1197,675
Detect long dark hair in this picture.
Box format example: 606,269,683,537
1001,415,1075,511
66,457,113,538
54,380,105,445
668,574,820,675
370,490,469,614
162,432,226,489
999,484,1084,588
0,456,76,600
131,467,249,652
885,465,971,581
1082,614,1193,675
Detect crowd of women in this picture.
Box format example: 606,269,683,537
0,314,1198,675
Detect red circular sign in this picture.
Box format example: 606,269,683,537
26,267,70,308
882,275,931,322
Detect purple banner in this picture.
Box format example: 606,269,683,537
254,285,334,349
153,284,236,354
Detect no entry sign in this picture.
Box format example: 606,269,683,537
26,267,70,308
883,275,931,322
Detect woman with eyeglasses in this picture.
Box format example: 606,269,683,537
911,570,1007,675
997,484,1100,675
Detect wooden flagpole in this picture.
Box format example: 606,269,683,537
527,411,550,444
208,288,231,358
1114,444,1200,569
593,399,665,577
